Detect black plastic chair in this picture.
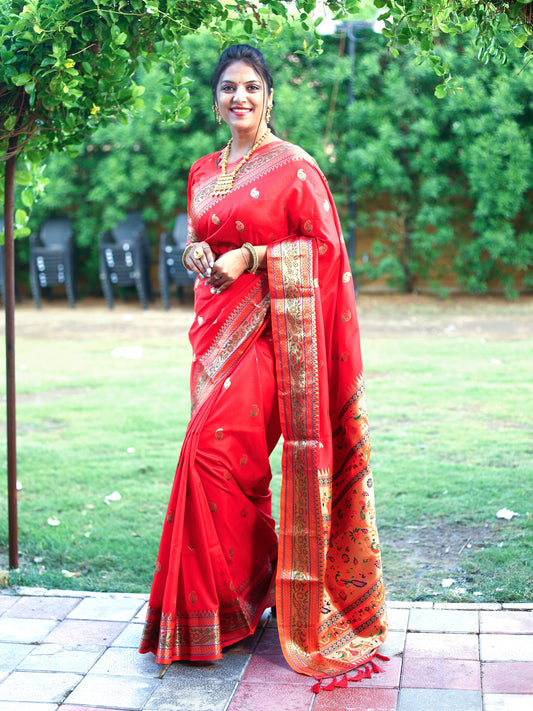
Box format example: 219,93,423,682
159,213,196,309
29,217,76,308
99,211,153,309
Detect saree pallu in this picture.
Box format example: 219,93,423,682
140,140,388,677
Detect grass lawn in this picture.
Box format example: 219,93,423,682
0,297,532,602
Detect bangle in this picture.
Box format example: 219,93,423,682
242,242,259,274
182,243,195,269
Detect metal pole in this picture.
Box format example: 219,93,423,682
346,24,357,264
4,135,19,569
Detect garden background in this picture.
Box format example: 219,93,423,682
8,22,533,299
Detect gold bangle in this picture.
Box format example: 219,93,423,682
182,243,195,269
242,242,259,274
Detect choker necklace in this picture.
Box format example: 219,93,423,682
212,128,271,198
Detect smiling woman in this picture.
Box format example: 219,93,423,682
139,44,388,688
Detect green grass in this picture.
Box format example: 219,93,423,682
1,313,532,602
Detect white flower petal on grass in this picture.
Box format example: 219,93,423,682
452,587,467,595
62,569,81,578
112,346,143,359
496,508,519,520
47,516,60,526
441,578,456,588
104,491,122,504
127,447,135,454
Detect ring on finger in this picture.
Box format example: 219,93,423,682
193,246,204,260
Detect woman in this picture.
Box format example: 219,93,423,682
140,44,388,684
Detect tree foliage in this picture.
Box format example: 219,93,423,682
377,1,533,96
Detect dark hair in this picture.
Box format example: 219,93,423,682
211,44,275,131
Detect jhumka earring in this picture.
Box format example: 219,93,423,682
265,104,273,123
213,104,222,125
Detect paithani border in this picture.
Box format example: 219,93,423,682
191,274,270,414
269,237,324,675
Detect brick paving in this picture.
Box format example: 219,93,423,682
0,589,531,710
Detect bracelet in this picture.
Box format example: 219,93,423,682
181,243,195,269
242,242,259,274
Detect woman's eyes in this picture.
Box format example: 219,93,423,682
221,84,261,92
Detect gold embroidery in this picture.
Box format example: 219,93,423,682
304,220,312,233
342,311,352,322
235,221,244,232
250,188,260,198
297,168,307,181
212,214,220,224
215,428,223,440
342,272,352,283
319,244,328,255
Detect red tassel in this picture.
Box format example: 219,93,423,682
323,676,338,691
371,660,384,674
347,670,364,682
375,653,390,661
336,673,348,688
363,664,372,678
311,679,322,694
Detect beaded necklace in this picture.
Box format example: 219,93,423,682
211,128,271,198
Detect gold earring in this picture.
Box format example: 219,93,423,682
266,104,272,123
213,104,222,125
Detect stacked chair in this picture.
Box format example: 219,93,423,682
158,213,196,309
29,217,76,308
99,211,153,309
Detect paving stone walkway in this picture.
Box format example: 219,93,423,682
0,588,531,711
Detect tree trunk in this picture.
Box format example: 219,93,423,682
4,134,19,569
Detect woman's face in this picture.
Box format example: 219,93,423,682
216,60,272,138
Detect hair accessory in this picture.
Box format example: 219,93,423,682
242,242,259,274
213,104,222,125
212,128,270,198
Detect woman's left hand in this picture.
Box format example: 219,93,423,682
206,248,249,293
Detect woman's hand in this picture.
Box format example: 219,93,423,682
207,248,250,293
184,241,216,277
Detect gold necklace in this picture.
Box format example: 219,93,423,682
212,128,271,198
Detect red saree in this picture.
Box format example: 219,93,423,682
139,140,388,679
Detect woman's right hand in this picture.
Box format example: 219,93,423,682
184,241,216,277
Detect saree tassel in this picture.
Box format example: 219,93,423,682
311,679,322,694
363,663,373,679
371,660,384,674
375,653,390,661
347,669,365,682
335,673,348,688
322,676,339,691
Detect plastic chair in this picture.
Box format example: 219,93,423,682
99,211,153,309
29,217,76,308
158,213,196,309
